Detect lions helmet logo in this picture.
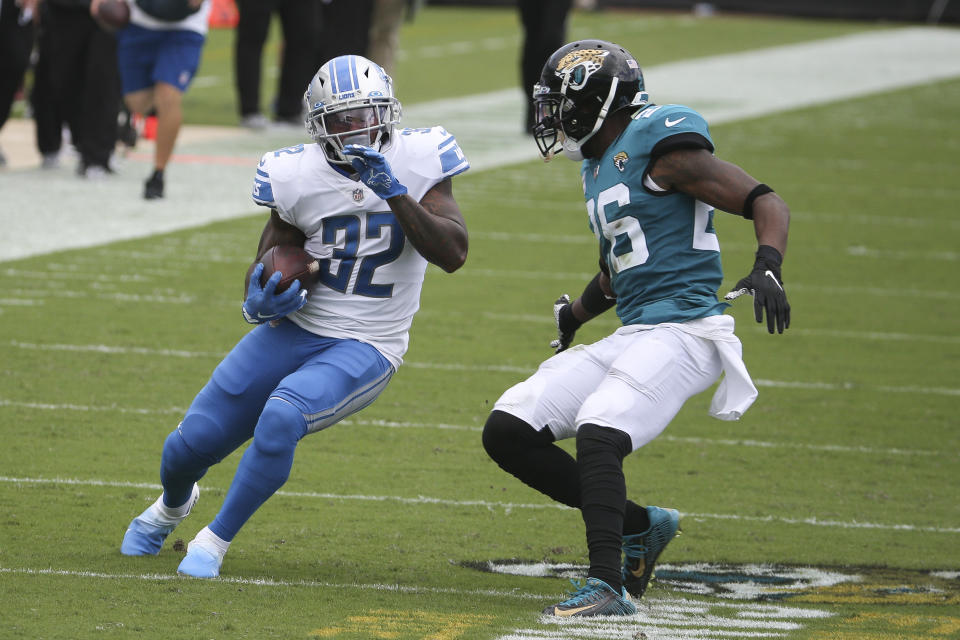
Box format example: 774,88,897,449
555,49,609,90
614,151,629,171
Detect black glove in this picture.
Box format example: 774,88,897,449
550,294,582,353
724,245,791,334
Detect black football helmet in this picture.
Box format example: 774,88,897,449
532,40,648,161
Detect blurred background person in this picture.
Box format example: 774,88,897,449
367,0,420,76
30,0,70,170
518,0,572,133
314,0,374,75
113,0,212,199
233,0,318,129
32,0,121,178
0,0,37,168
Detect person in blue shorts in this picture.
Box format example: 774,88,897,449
482,39,792,618
111,0,210,199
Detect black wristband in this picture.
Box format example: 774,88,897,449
581,272,617,315
755,244,782,267
557,303,582,332
754,245,783,282
742,183,774,220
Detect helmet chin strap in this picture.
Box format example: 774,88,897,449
562,77,620,161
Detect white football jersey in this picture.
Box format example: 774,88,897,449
251,126,469,368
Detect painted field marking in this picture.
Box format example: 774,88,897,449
471,230,960,263
0,399,950,459
0,398,185,415
9,339,222,359
0,565,832,640
5,341,960,396
499,595,832,640
4,258,960,304
440,267,960,301
1,393,958,456
309,610,494,639
0,566,543,599
2,475,958,534
3,289,197,304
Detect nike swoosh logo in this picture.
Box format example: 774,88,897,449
629,559,647,578
664,116,686,127
550,604,597,617
764,270,784,292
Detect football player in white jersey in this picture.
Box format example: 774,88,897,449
483,40,791,617
120,55,469,578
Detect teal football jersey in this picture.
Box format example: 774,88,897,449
582,104,729,326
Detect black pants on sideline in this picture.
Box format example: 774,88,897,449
0,1,34,131
31,9,67,156
37,5,120,167
518,0,572,132
234,0,318,119
314,0,374,70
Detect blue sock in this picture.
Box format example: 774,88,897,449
209,398,306,541
159,428,210,509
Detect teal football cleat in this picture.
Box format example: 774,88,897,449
542,578,637,617
120,483,199,556
621,505,680,598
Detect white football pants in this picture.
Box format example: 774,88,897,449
494,318,734,451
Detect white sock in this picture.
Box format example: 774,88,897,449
153,484,199,523
191,526,231,558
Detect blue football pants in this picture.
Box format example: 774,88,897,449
158,320,393,541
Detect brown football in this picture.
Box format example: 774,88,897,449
260,245,321,294
94,0,131,31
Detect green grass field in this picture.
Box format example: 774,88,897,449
2,6,959,640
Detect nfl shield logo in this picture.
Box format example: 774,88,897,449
353,188,365,203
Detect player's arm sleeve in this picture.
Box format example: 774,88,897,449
435,130,470,179
252,152,277,208
648,108,714,165
406,127,470,183
251,151,297,226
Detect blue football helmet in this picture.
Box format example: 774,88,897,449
304,55,402,165
532,40,648,161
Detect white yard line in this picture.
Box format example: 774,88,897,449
0,401,951,458
1,27,960,262
0,565,544,599
4,338,960,394
2,475,958,533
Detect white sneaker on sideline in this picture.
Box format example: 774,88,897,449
240,113,269,130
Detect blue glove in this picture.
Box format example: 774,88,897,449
343,144,408,199
241,263,307,325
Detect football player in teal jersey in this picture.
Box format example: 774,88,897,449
483,40,790,617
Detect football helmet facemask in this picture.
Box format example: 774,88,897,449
532,40,648,161
304,55,402,165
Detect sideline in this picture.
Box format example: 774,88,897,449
1,27,960,263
